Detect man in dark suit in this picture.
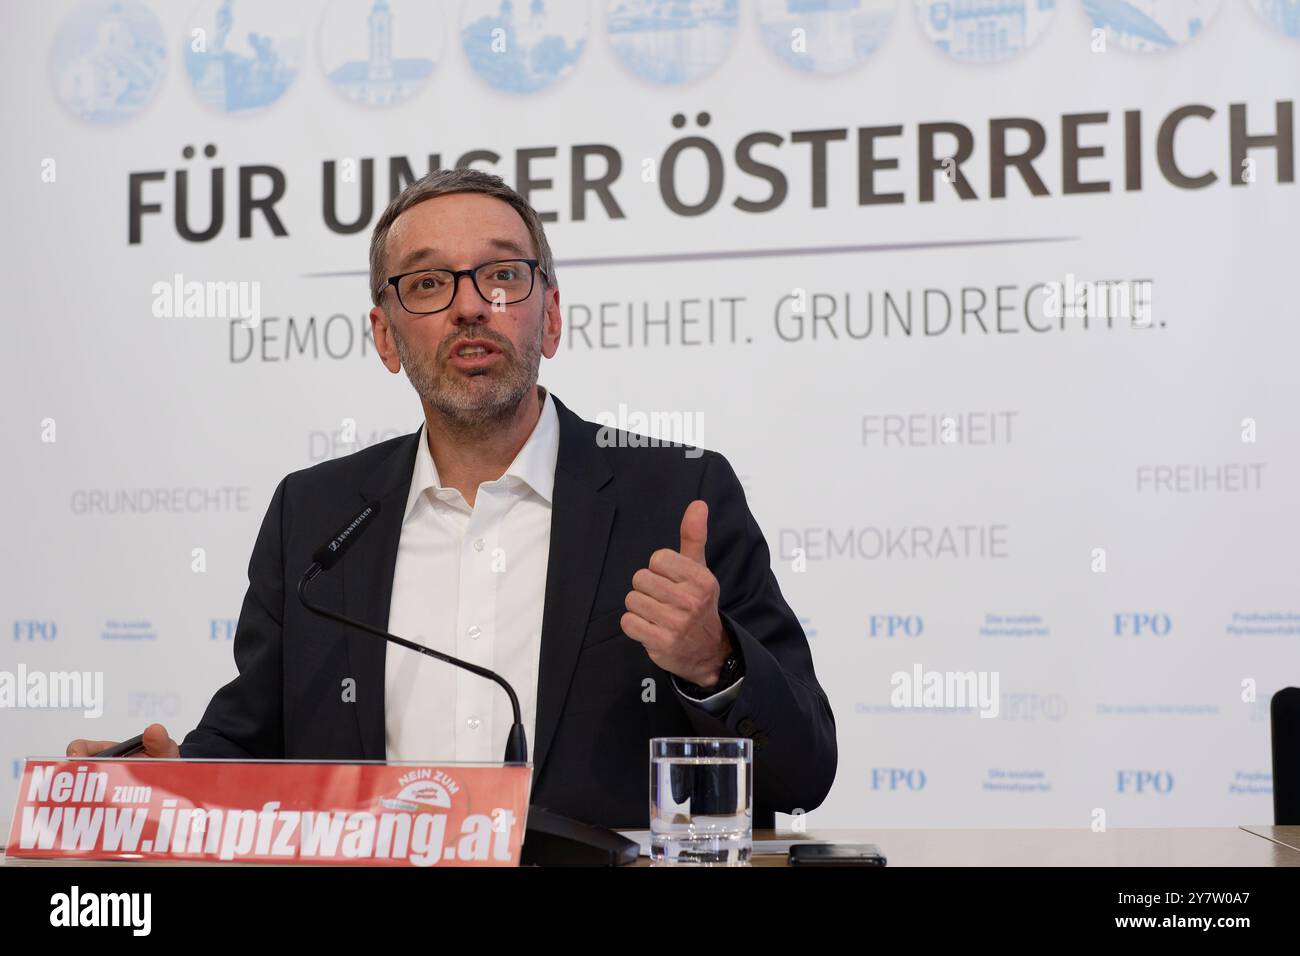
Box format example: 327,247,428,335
68,169,836,830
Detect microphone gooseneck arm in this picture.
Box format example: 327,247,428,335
297,512,528,765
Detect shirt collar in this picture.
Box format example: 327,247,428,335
402,386,559,521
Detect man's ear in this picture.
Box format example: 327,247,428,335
369,305,402,373
541,283,561,359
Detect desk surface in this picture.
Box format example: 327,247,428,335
622,827,1300,867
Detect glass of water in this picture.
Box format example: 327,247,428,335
649,737,753,865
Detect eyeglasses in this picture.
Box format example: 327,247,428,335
384,258,547,315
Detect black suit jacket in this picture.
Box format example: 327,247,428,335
181,394,837,829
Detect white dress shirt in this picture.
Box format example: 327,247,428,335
383,387,743,764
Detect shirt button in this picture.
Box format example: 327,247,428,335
473,538,485,552
466,716,481,730
468,625,481,640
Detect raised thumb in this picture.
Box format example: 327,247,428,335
679,499,709,565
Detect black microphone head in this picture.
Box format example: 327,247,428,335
312,501,382,571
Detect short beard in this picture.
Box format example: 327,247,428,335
389,312,543,435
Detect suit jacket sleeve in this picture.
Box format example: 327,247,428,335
677,450,838,814
179,476,289,758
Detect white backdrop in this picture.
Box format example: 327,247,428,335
3,0,1299,832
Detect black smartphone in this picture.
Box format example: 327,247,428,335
91,734,146,758
788,843,886,867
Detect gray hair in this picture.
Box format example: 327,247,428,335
368,167,557,307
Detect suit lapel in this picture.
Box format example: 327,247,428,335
531,396,616,782
341,429,421,760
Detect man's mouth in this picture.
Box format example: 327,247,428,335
447,339,504,370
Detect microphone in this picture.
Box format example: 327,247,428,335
310,501,380,571
298,501,529,765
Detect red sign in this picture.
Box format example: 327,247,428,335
5,759,532,866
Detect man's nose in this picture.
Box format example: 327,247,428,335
449,272,489,325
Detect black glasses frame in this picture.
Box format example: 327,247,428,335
384,258,548,315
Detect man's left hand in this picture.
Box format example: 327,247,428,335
622,499,731,689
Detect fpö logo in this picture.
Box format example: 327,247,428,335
14,620,57,641
127,693,180,719
1113,613,1171,636
871,768,927,791
868,614,923,638
1001,692,1067,720
1118,770,1174,794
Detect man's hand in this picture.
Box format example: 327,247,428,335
66,723,179,759
622,499,732,689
